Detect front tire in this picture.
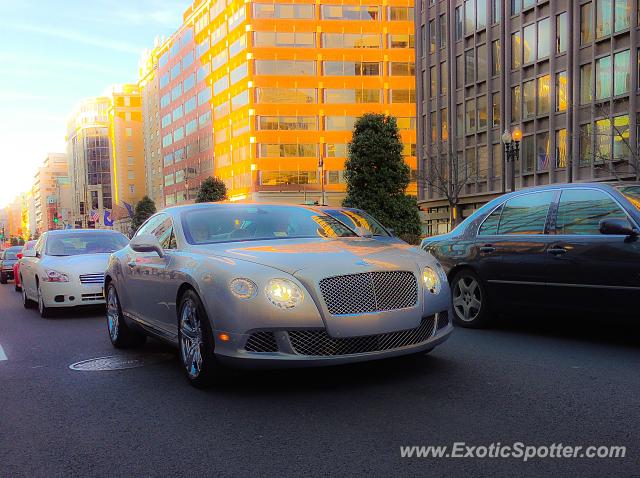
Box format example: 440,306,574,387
0,273,6,284
106,283,146,349
451,270,491,328
37,283,51,318
178,290,223,388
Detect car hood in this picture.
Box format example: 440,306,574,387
42,253,111,276
2,259,18,267
191,237,434,276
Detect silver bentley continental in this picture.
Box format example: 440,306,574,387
104,203,452,387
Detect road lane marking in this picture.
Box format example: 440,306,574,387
0,344,7,361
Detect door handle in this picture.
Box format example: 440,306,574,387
127,261,136,269
547,247,567,255
479,244,496,253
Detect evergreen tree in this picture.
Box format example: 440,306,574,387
343,114,422,243
195,176,227,203
131,196,157,232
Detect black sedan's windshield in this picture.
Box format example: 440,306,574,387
46,233,129,256
182,205,357,245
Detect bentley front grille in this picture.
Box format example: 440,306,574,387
318,271,418,315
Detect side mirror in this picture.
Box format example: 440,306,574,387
599,218,638,237
16,253,23,259
130,234,164,257
353,226,373,238
386,227,396,236
23,249,36,258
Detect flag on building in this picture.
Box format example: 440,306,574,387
104,210,114,226
123,202,134,218
90,210,99,223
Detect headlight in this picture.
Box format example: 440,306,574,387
43,269,69,282
422,267,441,294
229,278,257,299
265,278,303,309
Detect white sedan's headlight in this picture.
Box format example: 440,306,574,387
422,267,441,294
229,278,257,299
265,278,303,309
43,269,70,282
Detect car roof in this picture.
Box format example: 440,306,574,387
501,181,640,197
45,229,126,235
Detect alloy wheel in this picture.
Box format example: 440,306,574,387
453,276,482,322
38,286,44,315
180,298,203,379
106,286,120,342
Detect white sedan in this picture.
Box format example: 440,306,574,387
20,229,129,317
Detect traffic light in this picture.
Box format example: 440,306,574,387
53,211,59,224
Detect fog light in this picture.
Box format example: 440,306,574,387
219,333,230,342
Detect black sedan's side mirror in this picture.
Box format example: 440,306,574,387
386,227,395,236
599,218,638,237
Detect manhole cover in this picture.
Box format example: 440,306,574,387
69,353,174,371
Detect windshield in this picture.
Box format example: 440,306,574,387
323,209,390,237
3,249,20,260
45,232,129,256
182,205,357,245
617,185,640,211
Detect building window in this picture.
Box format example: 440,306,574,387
127,171,135,180
125,128,132,137
556,71,568,112
612,114,630,161
511,85,521,123
595,118,612,162
129,185,135,194
456,55,464,89
324,88,381,104
555,129,568,168
440,62,448,95
439,14,447,49
492,93,500,127
388,6,413,21
429,19,436,53
492,40,501,76
523,79,535,118
522,135,535,172
613,49,630,95
455,6,463,40
511,32,522,69
536,132,550,170
430,113,437,143
321,5,380,20
477,0,487,29
538,75,551,114
537,18,550,59
596,0,614,37
477,44,487,81
595,56,612,99
556,13,568,54
441,108,449,141
581,2,594,44
127,156,134,166
580,123,593,165
390,62,415,76
465,49,475,84
523,24,535,64
492,0,501,23
478,95,487,130
456,104,463,137
465,99,476,133
465,0,475,35
614,0,631,31
580,63,593,104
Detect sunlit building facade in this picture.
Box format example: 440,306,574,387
108,84,147,207
417,0,639,234
155,0,417,205
33,153,68,232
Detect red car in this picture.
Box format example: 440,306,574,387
13,240,36,292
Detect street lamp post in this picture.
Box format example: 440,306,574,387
502,128,522,192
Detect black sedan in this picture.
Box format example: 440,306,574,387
0,246,23,284
421,182,640,327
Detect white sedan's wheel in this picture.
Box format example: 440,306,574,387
22,279,33,309
37,284,51,318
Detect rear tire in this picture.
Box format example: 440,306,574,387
106,283,146,349
450,270,491,328
14,282,21,292
178,289,225,388
22,279,33,309
0,273,6,284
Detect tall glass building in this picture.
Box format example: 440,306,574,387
417,0,639,234
150,0,417,206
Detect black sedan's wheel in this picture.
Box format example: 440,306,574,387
178,290,223,388
22,279,33,309
451,270,491,328
106,283,146,349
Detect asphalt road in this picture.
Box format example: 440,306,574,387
0,283,638,478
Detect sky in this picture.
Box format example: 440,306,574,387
0,0,191,208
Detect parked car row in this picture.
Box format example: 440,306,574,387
5,182,637,387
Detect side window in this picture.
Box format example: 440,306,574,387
555,189,628,235
477,204,504,235
35,237,45,256
152,216,177,250
497,191,555,235
136,215,164,237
